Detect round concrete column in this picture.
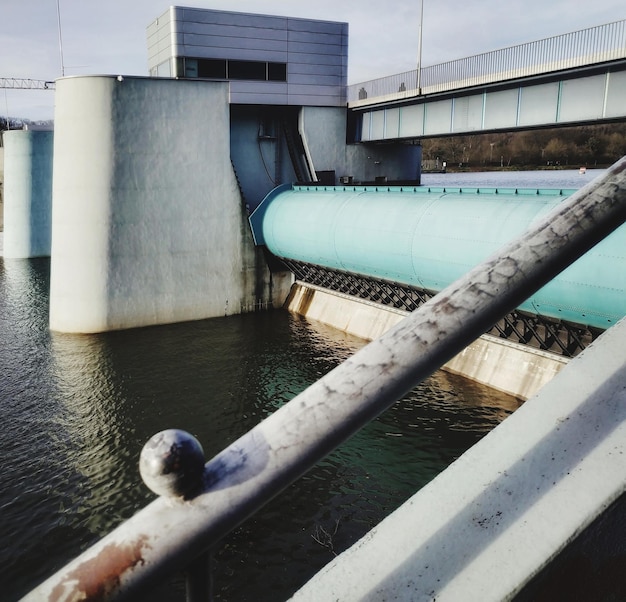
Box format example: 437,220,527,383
3,129,53,258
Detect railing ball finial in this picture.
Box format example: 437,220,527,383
139,429,206,500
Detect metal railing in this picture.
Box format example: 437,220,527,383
22,157,626,601
348,19,626,105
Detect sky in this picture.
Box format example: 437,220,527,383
1,0,625,121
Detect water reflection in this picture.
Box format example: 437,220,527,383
1,257,521,601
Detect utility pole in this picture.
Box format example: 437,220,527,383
416,0,424,95
56,0,65,76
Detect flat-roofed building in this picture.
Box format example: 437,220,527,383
147,6,348,106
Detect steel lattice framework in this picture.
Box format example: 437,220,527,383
283,260,603,358
0,78,55,90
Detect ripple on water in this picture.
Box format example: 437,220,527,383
1,259,521,601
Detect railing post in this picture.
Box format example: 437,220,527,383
185,551,213,602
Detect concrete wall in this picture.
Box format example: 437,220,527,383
230,105,301,211
301,106,421,184
231,106,421,212
49,75,272,333
0,145,4,231
285,283,567,400
2,130,53,258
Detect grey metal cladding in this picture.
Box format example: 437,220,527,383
285,17,348,36
288,52,345,66
176,7,288,30
182,34,288,53
290,63,345,76
180,22,289,42
181,47,289,63
148,7,348,106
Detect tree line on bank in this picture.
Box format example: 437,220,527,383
422,123,626,170
0,116,53,136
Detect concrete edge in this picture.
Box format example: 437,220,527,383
285,282,568,400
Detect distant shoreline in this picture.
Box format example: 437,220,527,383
423,164,607,175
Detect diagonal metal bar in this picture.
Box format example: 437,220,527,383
23,157,626,601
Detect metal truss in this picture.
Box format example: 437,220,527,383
0,78,55,90
284,260,602,358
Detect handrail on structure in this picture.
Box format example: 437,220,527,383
23,157,626,601
348,19,626,105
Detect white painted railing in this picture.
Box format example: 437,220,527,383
22,157,626,601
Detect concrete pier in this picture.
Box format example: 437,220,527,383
49,75,275,333
2,129,53,259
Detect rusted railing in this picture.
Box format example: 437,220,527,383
348,19,626,105
22,157,626,601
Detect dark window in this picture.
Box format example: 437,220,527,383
197,59,227,79
268,62,287,82
228,60,267,81
178,58,287,82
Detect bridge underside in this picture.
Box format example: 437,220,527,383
355,61,626,141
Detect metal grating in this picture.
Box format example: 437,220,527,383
284,260,603,358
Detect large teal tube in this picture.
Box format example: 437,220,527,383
250,184,626,330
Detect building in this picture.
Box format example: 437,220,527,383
147,6,348,107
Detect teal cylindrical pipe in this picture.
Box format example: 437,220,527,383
252,185,626,330
3,129,54,258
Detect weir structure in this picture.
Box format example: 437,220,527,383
248,182,625,399
5,6,626,598
21,158,626,602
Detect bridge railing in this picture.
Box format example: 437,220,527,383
348,19,626,106
22,158,626,601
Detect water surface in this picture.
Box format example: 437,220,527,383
4,169,599,600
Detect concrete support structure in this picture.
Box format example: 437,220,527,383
0,145,4,232
285,282,568,400
2,130,53,258
231,105,421,211
301,107,421,187
49,75,276,333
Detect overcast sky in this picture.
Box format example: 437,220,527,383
2,0,625,121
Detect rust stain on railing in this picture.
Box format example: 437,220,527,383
49,536,150,602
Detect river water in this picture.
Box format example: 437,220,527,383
0,169,601,600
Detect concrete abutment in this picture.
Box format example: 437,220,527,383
49,76,278,333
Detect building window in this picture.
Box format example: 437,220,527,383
198,59,227,79
229,60,266,80
176,58,287,82
268,62,287,82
